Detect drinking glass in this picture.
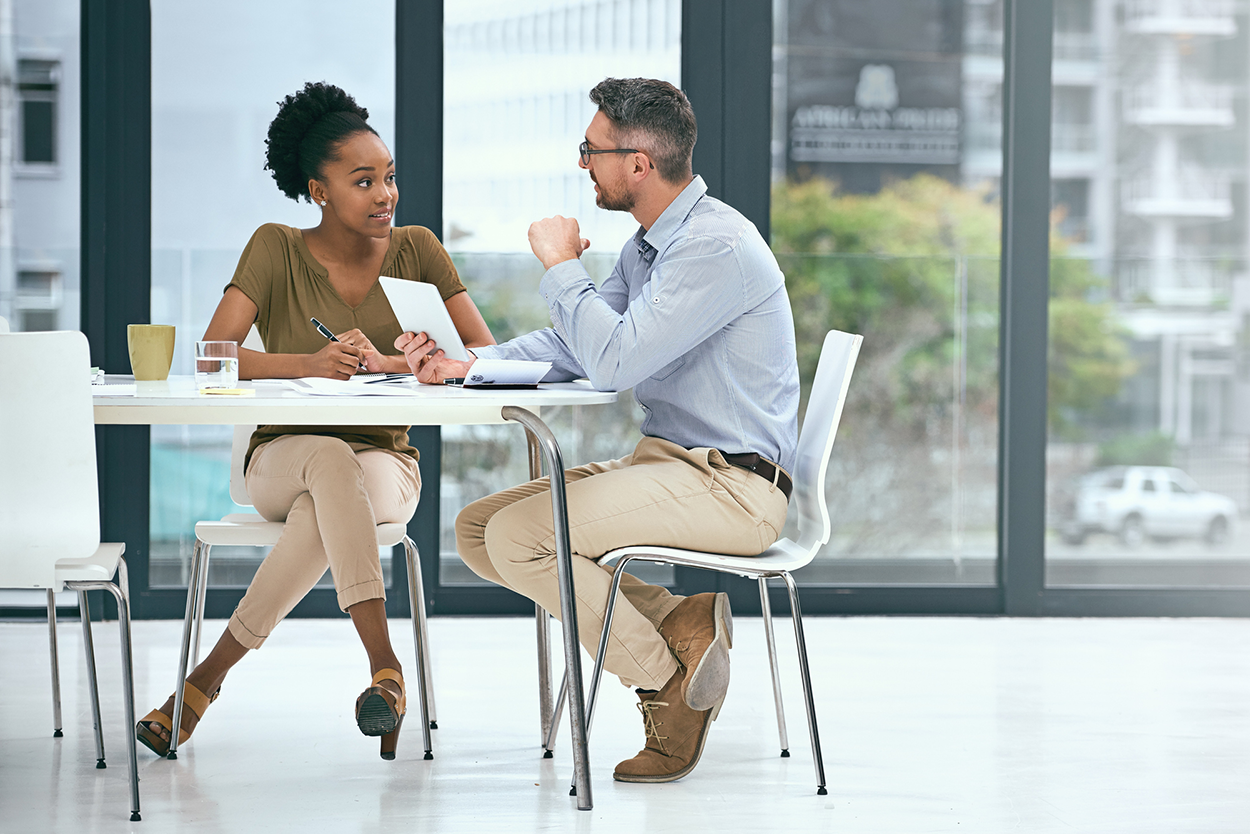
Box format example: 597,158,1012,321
196,341,239,390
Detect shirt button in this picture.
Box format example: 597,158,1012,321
653,296,661,303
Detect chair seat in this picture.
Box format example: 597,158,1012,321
54,542,125,586
597,537,817,577
196,516,408,548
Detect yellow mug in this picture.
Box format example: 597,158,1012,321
127,324,176,381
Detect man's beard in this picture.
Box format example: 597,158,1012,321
594,176,635,212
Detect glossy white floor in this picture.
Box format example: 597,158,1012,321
2,614,1249,833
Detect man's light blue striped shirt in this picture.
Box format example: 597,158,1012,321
474,176,799,473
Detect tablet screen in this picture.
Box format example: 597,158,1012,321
377,277,471,362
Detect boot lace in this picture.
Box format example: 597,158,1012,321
637,700,670,755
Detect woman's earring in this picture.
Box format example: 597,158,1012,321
320,200,327,207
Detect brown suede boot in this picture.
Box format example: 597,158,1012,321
613,667,724,783
658,592,733,710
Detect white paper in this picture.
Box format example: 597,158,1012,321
92,383,137,397
283,378,418,397
460,359,551,386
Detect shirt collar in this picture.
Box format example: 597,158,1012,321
639,175,708,254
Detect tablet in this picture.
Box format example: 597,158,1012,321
378,277,471,362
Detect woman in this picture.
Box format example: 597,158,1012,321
136,81,494,760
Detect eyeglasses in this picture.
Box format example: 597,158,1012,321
579,140,639,166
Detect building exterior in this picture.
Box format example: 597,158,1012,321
0,0,79,334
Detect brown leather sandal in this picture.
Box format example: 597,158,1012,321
355,668,406,760
135,682,219,758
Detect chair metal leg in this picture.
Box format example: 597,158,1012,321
567,553,631,792
781,572,827,795
47,589,63,737
170,537,209,759
414,548,438,730
402,536,434,759
758,576,791,757
191,542,212,668
545,671,567,754
583,555,630,739
537,605,555,756
77,590,106,769
97,566,142,820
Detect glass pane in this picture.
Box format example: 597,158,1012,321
1046,0,1250,587
771,0,1002,584
149,0,396,588
441,0,681,587
1,7,79,334
21,100,55,163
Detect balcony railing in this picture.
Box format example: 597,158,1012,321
1117,257,1237,305
1124,81,1235,126
1052,123,1096,153
1122,171,1233,217
1124,0,1239,34
963,29,1100,61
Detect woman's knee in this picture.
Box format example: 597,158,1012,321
358,450,421,524
301,435,363,477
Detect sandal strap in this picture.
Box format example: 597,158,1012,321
140,708,172,731
371,668,404,691
182,681,219,720
137,708,191,746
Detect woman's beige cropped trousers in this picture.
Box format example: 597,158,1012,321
227,434,421,650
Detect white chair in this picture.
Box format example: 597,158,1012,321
0,315,8,332
0,330,141,821
169,328,436,759
548,329,861,795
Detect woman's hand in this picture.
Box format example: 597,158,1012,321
395,331,475,383
334,328,395,373
305,340,365,379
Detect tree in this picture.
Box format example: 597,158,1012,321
769,174,1133,555
771,174,1132,437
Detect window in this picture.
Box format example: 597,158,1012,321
440,0,681,588
148,0,396,589
766,0,1003,586
12,270,62,332
1047,0,1250,588
18,59,59,165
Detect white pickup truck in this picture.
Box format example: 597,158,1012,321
1056,466,1237,547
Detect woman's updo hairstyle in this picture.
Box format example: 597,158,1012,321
265,81,377,202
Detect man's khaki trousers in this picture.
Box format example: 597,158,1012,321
228,434,421,650
456,436,789,690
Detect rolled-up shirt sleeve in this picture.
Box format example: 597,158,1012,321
537,234,746,391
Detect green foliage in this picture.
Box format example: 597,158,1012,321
1095,432,1174,466
771,174,1133,436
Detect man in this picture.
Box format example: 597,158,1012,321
398,77,799,782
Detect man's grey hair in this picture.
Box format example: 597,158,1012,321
588,78,697,184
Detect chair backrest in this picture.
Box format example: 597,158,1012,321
791,329,862,556
0,331,102,587
229,326,265,507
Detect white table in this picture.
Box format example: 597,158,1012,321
94,375,616,809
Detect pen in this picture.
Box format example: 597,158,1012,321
310,317,367,371
310,317,339,342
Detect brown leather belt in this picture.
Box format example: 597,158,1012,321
721,452,793,501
